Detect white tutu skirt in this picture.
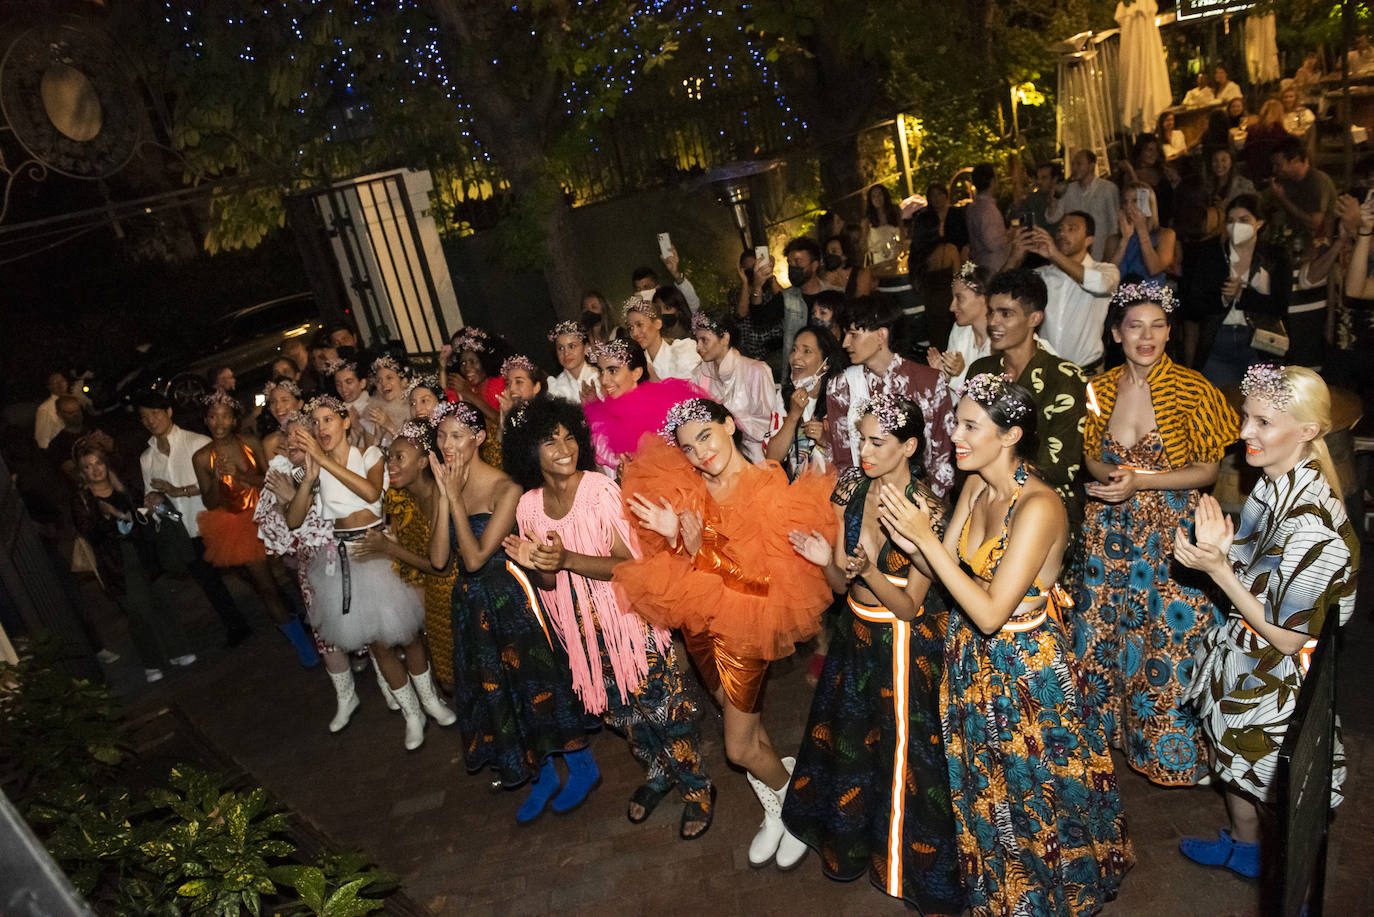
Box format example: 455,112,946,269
305,534,424,651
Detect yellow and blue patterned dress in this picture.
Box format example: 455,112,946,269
944,464,1133,917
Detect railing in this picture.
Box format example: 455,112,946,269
1276,621,1340,917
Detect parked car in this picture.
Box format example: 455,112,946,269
97,293,320,413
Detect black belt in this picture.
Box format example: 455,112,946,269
334,525,380,615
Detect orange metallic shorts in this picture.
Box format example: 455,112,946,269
681,628,768,713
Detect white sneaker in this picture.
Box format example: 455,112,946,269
96,649,120,664
145,668,164,683
170,654,197,667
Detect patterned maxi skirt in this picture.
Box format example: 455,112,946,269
1071,431,1223,785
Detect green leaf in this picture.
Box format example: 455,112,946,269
177,879,212,898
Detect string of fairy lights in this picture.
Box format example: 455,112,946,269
159,1,807,170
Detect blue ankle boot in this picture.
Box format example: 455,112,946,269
279,618,320,667
551,746,600,813
1180,828,1260,878
517,759,562,824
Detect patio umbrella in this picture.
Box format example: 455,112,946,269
1115,0,1171,134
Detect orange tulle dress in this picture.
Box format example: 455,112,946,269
613,437,837,712
198,440,268,568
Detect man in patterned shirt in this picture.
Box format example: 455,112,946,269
967,269,1088,525
823,295,956,498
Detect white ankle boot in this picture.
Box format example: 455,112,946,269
746,758,808,869
327,669,360,733
390,681,426,750
410,666,456,726
373,657,399,711
773,757,808,870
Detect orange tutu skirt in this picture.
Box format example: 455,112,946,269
198,508,267,567
614,439,837,661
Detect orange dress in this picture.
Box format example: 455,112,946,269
613,438,836,712
198,439,268,567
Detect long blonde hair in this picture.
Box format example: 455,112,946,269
1284,366,1342,495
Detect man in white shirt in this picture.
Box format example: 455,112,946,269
1213,65,1242,103
1007,212,1120,370
1182,72,1216,107
1045,150,1120,261
34,371,71,449
136,392,251,646
545,320,601,403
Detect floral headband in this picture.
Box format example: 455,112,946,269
405,373,442,398
264,379,302,400
623,295,658,319
691,311,726,336
302,394,348,418
955,260,985,295
371,353,406,377
959,372,1030,419
202,389,242,414
857,392,913,435
659,398,716,442
323,357,359,377
1110,280,1177,314
1240,363,1293,410
501,355,536,379
393,420,435,452
429,399,484,432
547,320,588,343
588,339,633,367
452,326,489,354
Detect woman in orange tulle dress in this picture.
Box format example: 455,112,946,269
614,397,836,871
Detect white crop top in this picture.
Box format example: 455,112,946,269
317,446,387,521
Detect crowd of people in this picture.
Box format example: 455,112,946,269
21,46,1367,917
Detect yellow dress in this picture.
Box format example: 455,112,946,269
384,489,457,685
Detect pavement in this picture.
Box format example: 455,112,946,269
84,562,1373,917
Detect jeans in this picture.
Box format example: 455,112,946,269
1200,323,1262,387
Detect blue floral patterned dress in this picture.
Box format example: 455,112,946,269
1072,430,1224,785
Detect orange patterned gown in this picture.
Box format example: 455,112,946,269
198,439,268,567
943,464,1133,917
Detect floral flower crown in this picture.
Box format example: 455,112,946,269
959,372,1030,419
405,373,442,398
659,397,717,442
393,420,435,452
429,400,483,432
623,295,658,319
501,354,536,379
1110,281,1177,314
1240,363,1293,410
691,311,726,336
452,326,489,354
955,260,986,295
857,392,914,434
371,353,406,377
547,319,588,343
202,389,242,414
508,402,532,430
588,339,632,367
263,379,303,401
302,394,348,418
322,357,358,377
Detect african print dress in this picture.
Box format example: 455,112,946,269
945,465,1132,917
1182,461,1359,805
384,489,456,685
782,470,963,916
449,512,588,786
1072,431,1224,785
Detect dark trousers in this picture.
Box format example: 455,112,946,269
188,536,250,636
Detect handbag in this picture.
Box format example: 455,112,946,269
1248,313,1289,356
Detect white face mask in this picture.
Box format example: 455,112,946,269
1228,222,1256,246
638,288,656,302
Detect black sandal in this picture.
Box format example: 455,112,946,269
679,785,716,841
626,783,669,824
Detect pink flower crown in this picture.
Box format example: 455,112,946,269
958,372,1030,419
501,355,536,379
588,339,633,367
547,320,588,343
659,398,716,443
1239,363,1293,410
429,400,483,432
856,392,914,434
1110,281,1177,314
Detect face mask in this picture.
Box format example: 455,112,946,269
660,311,679,333
1228,222,1256,246
822,253,844,272
637,288,655,302
812,315,832,328
788,266,808,287
580,310,601,328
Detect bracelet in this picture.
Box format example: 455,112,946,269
1360,230,1372,237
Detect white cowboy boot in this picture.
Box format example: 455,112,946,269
410,666,456,726
746,769,787,867
327,668,360,733
390,681,426,751
373,656,399,711
773,757,808,870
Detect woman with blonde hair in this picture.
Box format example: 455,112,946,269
1175,365,1358,878
1106,182,1177,284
